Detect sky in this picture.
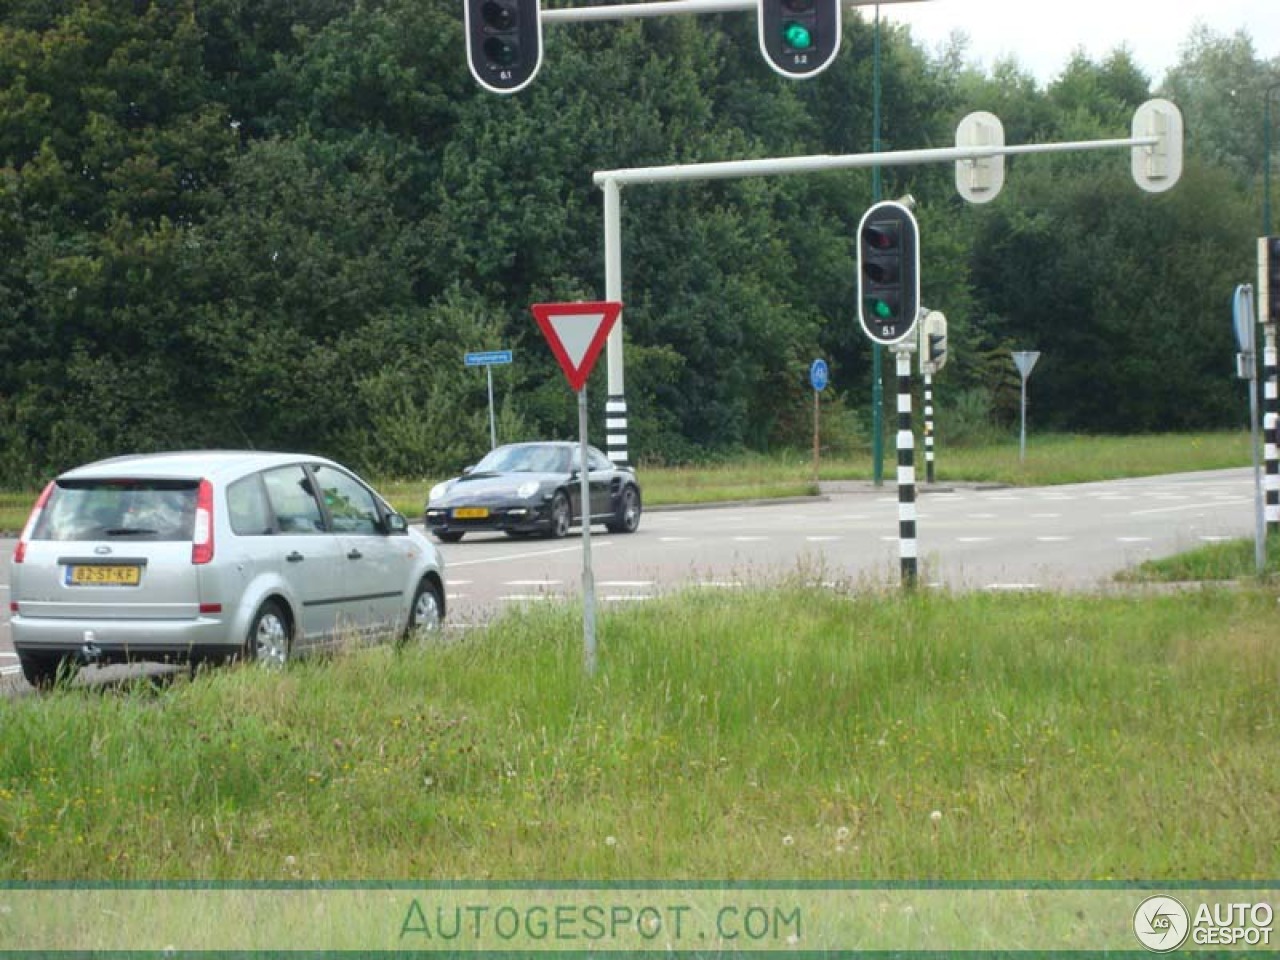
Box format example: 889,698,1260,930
876,0,1280,85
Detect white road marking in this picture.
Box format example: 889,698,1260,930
1198,535,1234,542
1036,536,1072,542
1,665,20,677
599,580,654,588
733,536,769,542
957,537,994,543
450,543,611,568
1129,498,1250,516
506,579,562,586
605,595,651,602
501,594,557,602
1030,513,1062,519
805,536,841,542
0,652,17,660
659,536,693,543
967,513,998,519
1117,536,1152,543
985,583,1041,591
696,581,743,589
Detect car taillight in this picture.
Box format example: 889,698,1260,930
13,481,53,565
192,479,214,565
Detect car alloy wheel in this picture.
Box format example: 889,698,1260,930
247,601,290,669
549,492,571,538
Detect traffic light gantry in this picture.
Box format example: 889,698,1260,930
465,0,543,94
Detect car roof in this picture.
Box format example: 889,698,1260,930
58,451,341,482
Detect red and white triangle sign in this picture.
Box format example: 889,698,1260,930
531,300,623,392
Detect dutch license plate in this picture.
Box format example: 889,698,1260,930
453,507,490,520
67,564,142,586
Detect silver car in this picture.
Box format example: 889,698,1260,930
9,451,446,687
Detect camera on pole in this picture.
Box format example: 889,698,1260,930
857,200,921,346
465,0,542,94
757,0,841,79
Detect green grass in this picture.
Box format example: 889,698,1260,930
1121,533,1280,583
2,584,1276,880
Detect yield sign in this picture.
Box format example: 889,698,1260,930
531,300,623,391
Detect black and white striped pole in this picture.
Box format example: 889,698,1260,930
919,309,947,485
894,345,918,586
1259,237,1280,533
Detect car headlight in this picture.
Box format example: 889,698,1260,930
516,480,540,499
428,482,449,503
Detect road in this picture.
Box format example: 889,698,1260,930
0,467,1259,690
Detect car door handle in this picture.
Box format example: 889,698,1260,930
286,551,305,563
347,549,363,560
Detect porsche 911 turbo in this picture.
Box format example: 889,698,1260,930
424,442,641,542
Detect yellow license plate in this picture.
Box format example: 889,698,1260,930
68,565,141,586
453,507,490,519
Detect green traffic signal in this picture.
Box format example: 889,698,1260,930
868,298,896,320
782,21,813,50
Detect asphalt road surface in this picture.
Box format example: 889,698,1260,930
0,467,1259,692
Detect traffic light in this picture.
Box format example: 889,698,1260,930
465,0,542,94
757,0,842,79
1261,236,1280,326
857,201,920,345
920,309,948,373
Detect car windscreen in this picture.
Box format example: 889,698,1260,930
473,446,569,473
31,479,199,541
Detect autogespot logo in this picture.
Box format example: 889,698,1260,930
1134,895,1191,952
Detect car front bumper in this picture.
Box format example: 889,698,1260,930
424,501,550,535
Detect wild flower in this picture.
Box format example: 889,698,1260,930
782,835,794,847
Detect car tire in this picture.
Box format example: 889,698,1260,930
401,577,443,645
547,491,571,539
605,485,642,534
245,600,290,669
433,531,464,543
18,651,74,689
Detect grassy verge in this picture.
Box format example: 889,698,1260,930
2,584,1276,880
1120,533,1280,583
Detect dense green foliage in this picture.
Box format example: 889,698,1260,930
0,1,1274,483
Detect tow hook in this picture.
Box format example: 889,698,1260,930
79,631,102,665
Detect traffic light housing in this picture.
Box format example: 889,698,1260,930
757,0,842,79
1261,236,1280,326
465,0,542,94
858,201,920,345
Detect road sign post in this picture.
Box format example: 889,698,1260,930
1234,284,1266,574
809,358,828,483
1012,351,1040,462
465,349,514,449
531,301,623,676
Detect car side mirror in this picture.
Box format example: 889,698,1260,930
462,465,475,475
383,513,408,534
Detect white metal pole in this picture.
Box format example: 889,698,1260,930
486,364,497,449
1019,376,1028,462
603,177,628,467
579,386,597,676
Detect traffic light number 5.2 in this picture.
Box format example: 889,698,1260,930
791,54,809,65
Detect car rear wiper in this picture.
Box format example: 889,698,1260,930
103,527,158,536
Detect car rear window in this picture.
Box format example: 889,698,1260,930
32,479,198,542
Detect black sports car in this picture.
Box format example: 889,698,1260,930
424,441,642,542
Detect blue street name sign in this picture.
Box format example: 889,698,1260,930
465,350,514,366
809,358,829,392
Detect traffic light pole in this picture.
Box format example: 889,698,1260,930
594,129,1164,466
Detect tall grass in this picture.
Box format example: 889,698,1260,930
2,585,1276,880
